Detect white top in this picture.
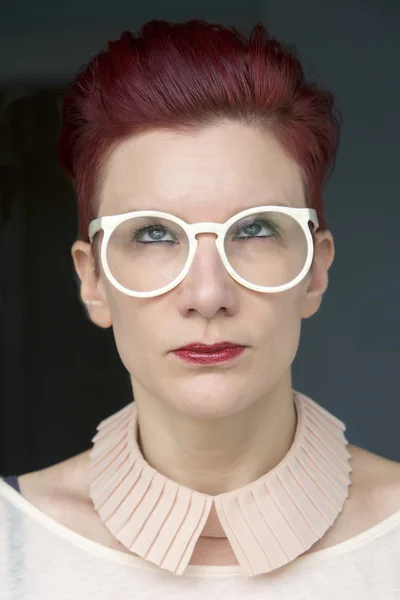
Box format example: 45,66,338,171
1,479,400,599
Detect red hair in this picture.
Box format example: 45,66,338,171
58,20,341,240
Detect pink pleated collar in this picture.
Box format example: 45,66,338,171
88,392,352,576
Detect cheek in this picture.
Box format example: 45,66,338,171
106,292,175,384
106,292,148,373
257,290,304,364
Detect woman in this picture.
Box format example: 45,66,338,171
1,19,400,599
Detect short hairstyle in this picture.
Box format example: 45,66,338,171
58,19,341,241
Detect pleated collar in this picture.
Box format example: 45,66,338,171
88,392,352,576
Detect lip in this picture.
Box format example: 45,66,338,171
174,342,243,353
172,343,245,365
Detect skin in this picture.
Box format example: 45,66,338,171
18,122,400,567
72,121,333,491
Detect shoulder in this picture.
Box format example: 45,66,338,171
348,444,400,509
309,443,400,552
16,451,126,551
12,443,400,554
17,451,93,526
16,443,400,519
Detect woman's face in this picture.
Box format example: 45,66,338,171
73,122,334,419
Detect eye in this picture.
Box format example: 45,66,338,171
133,225,176,244
233,217,280,239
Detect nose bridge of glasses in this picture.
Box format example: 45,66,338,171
189,221,225,240
188,222,227,273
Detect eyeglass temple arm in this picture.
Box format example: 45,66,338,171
310,212,319,232
88,218,102,243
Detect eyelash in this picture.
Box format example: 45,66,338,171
231,217,280,239
130,222,176,244
129,217,281,244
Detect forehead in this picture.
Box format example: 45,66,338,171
98,122,306,220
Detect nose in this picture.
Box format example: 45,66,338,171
175,234,239,319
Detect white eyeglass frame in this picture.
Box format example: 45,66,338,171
89,205,319,298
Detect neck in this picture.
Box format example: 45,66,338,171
132,375,297,496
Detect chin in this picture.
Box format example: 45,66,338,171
166,377,256,420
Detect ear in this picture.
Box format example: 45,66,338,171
301,230,335,319
71,240,112,328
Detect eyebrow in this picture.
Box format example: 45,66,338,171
235,200,291,209
115,200,292,216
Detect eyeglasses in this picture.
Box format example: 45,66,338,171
89,205,319,298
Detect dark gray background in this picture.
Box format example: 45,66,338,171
0,0,399,473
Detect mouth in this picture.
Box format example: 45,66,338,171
172,342,246,365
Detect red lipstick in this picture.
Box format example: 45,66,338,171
172,342,245,365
